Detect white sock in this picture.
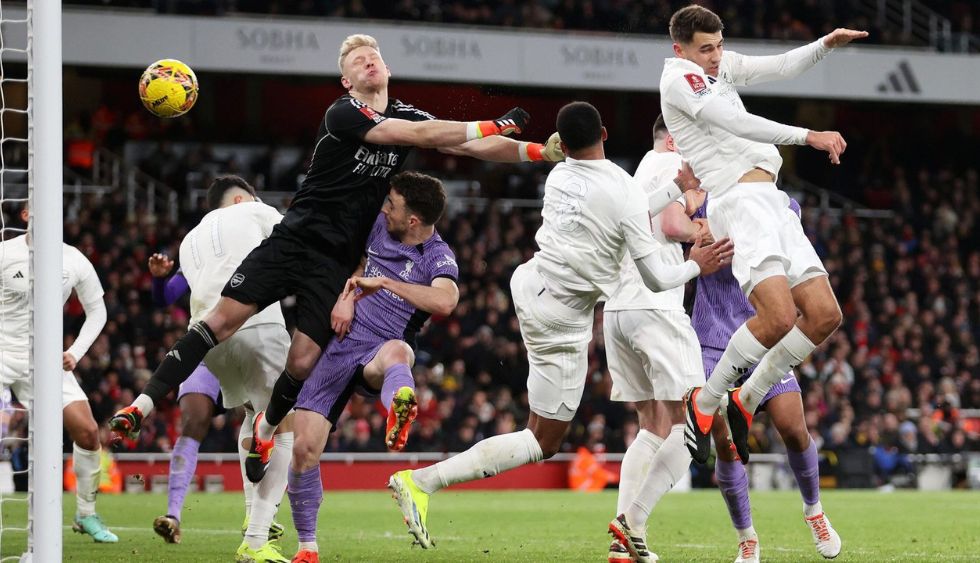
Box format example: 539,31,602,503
617,429,664,516
804,500,823,518
624,424,691,530
412,428,543,495
245,432,292,549
133,394,155,417
697,324,769,414
740,326,815,413
298,541,318,553
737,526,758,541
73,443,102,517
239,410,256,516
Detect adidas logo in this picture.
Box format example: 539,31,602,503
733,365,750,375
876,60,920,94
166,350,182,362
12,271,23,279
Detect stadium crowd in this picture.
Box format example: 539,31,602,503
65,0,977,48
37,131,980,488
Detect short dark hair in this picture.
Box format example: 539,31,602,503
653,114,669,141
669,5,724,45
390,171,447,225
206,175,256,211
556,101,603,152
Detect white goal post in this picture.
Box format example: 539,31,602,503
27,0,63,561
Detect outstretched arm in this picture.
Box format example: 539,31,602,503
363,107,529,148
437,132,564,163
729,29,867,86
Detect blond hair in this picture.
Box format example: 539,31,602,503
338,34,380,74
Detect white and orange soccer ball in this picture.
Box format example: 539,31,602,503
138,59,199,118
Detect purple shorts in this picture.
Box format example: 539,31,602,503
177,363,221,404
702,346,801,409
295,334,386,421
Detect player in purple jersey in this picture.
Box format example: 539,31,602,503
287,172,459,562
662,190,841,561
109,33,562,484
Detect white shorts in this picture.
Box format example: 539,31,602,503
0,354,88,408
511,262,594,422
604,309,703,402
203,323,289,410
708,182,827,296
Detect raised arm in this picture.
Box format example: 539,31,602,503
728,29,867,86
148,252,189,306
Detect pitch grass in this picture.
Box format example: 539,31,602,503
1,490,977,561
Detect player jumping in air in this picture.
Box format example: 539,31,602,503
660,190,841,560
386,102,733,550
657,5,865,467
109,34,561,482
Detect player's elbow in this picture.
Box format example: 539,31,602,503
661,216,691,243
434,296,458,317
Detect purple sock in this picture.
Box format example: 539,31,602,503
787,438,820,506
288,466,323,543
380,364,414,410
715,458,753,530
167,436,200,520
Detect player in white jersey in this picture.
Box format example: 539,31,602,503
386,102,733,551
175,176,293,563
604,115,708,563
0,206,117,543
659,5,865,465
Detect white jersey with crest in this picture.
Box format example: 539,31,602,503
605,150,686,312
179,201,285,329
532,157,659,304
659,45,826,195
0,235,104,355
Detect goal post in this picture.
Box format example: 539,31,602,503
27,0,63,560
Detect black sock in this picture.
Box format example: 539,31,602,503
265,370,304,426
144,322,219,404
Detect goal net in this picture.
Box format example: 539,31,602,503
0,1,63,561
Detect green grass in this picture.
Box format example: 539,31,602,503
1,490,977,561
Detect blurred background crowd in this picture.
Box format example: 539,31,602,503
1,0,977,491
66,0,978,48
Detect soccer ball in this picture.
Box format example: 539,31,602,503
138,59,199,118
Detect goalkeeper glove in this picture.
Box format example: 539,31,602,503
467,107,530,140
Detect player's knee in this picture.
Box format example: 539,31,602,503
763,307,796,342
73,421,100,451
782,427,811,453
813,303,843,340
381,341,414,368
181,413,211,442
291,436,321,471
285,353,318,380
537,437,562,459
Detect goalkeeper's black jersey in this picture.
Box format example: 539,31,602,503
279,93,435,269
